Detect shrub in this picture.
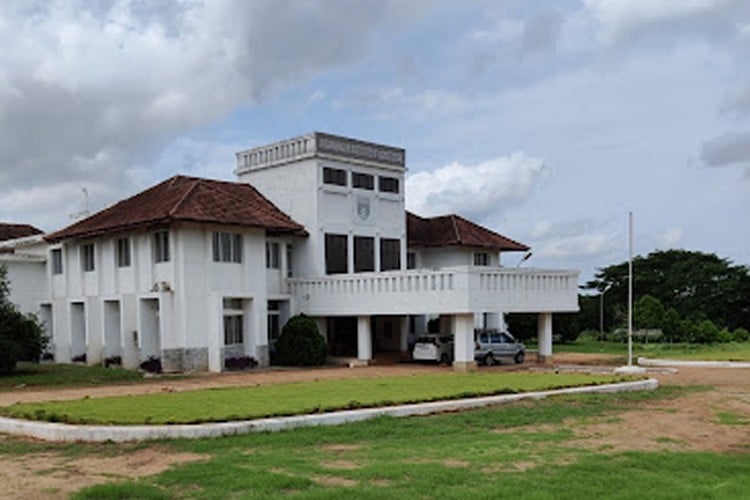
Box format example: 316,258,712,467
273,314,326,366
224,356,258,371
0,336,20,375
732,327,750,342
0,264,48,374
692,319,720,344
104,356,122,368
140,357,162,374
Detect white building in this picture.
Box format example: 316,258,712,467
1,132,579,372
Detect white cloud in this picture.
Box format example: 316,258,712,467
656,228,684,248
583,0,730,40
0,0,427,229
405,153,545,219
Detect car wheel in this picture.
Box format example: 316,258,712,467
440,352,450,365
514,352,525,364
484,353,495,366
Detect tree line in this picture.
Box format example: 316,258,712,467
507,249,750,343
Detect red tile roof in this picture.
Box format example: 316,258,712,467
407,212,529,251
46,175,307,242
0,223,43,242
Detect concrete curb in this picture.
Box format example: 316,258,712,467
0,378,659,443
638,357,750,369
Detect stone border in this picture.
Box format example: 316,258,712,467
638,357,750,369
0,379,658,443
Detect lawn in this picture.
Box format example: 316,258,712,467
554,338,750,361
0,362,146,390
2,371,630,425
52,385,746,499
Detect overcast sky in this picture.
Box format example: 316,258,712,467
1,0,749,283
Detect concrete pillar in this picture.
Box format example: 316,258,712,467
484,312,503,330
453,313,477,372
537,312,553,363
357,315,372,361
399,315,409,352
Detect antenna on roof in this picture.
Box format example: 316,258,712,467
69,187,91,221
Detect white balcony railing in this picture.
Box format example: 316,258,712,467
288,266,579,316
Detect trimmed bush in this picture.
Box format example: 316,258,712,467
0,265,48,374
273,314,326,366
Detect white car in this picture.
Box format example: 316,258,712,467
412,334,454,364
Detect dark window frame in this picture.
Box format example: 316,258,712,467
323,167,347,187
352,172,374,190
81,243,95,272
380,238,401,271
213,232,242,263
153,231,170,263
379,175,399,194
325,233,348,275
116,237,131,268
354,236,375,273
51,248,63,275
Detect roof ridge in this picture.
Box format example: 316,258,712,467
168,178,201,217
449,214,461,245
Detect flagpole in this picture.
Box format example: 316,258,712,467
628,211,633,367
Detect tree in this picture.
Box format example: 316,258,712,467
272,314,327,366
585,250,750,332
0,265,47,374
634,295,665,330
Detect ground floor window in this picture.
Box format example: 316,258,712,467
223,298,244,345
268,300,281,344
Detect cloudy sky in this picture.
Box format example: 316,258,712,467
1,0,749,283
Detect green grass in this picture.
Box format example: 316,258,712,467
0,362,146,390
716,410,749,425
2,372,630,425
56,385,748,499
554,338,750,361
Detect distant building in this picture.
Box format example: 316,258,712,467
0,133,579,372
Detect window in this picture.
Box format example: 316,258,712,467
213,232,242,263
354,236,374,273
266,241,280,269
407,252,416,270
223,298,244,345
323,167,347,186
81,243,95,272
474,252,490,266
325,233,348,274
352,172,374,190
51,249,63,275
153,231,170,263
286,244,294,278
268,300,281,344
379,175,399,194
380,238,401,271
116,238,131,267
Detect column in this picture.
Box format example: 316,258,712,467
357,315,372,362
484,312,502,330
537,312,553,363
453,313,477,372
399,315,409,352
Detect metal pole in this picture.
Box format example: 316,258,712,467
628,211,633,366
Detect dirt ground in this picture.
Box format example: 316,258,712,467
0,354,748,499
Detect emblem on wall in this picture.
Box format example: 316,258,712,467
357,196,371,221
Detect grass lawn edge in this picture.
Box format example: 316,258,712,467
0,378,659,443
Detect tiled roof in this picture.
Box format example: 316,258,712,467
0,223,43,242
406,212,529,252
46,175,307,242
